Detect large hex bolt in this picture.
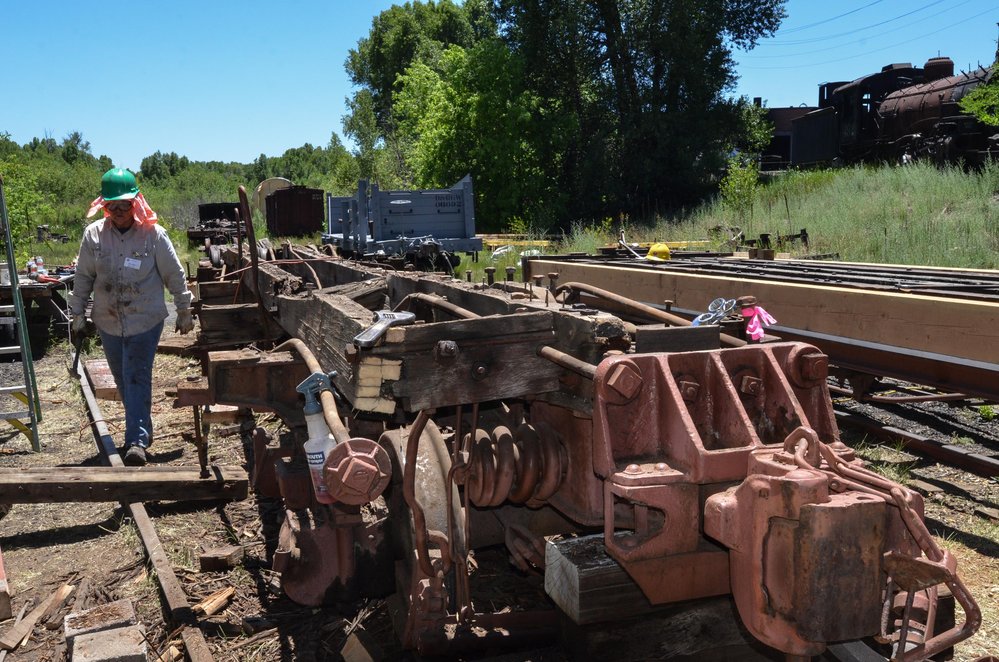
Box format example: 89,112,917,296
603,360,643,404
784,344,829,389
505,266,516,283
484,266,496,285
323,438,392,505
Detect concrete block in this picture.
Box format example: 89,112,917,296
71,624,146,662
64,599,136,641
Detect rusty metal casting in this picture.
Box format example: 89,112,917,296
705,426,980,660
323,437,392,505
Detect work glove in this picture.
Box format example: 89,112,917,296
175,308,195,335
71,315,88,336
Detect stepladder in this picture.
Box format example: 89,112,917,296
0,175,41,451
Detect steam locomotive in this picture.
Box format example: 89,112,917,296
787,56,999,166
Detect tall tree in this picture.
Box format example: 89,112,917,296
493,0,785,216
346,1,485,126
395,40,546,228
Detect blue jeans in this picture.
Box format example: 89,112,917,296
99,321,163,449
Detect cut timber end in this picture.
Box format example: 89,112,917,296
84,359,120,401
545,534,654,625
199,545,245,572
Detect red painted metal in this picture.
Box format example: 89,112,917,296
323,437,392,505
582,341,979,658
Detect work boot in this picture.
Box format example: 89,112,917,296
124,445,147,467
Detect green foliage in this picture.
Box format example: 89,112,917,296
959,64,999,127
347,0,787,227
736,99,775,156
394,39,548,230
719,157,759,222
0,159,52,263
346,0,483,125
979,405,997,422
658,160,999,269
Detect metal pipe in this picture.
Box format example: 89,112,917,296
537,345,597,380
289,247,324,290
274,339,350,444
556,281,746,347
827,383,968,404
394,293,481,320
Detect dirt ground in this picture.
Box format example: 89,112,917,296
0,330,997,661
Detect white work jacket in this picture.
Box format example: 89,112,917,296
69,219,193,337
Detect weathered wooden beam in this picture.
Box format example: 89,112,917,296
197,303,280,344
202,349,310,425
545,534,730,626
379,311,562,411
0,466,247,503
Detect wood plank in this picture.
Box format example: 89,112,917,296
205,350,310,425
526,259,999,364
83,359,119,401
191,587,235,616
36,584,73,626
0,585,62,649
197,303,277,344
0,466,247,503
0,603,27,662
391,328,562,411
156,333,200,356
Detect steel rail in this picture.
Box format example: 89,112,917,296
834,409,999,478
769,324,999,403
75,359,215,661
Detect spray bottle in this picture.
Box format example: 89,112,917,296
296,372,336,504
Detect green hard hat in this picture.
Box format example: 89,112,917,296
100,168,139,201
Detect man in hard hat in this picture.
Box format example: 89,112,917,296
69,168,195,466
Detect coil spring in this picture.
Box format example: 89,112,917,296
465,423,565,508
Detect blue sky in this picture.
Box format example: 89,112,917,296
2,1,997,170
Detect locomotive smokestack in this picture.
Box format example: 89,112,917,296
923,57,954,82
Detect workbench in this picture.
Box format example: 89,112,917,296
0,274,74,357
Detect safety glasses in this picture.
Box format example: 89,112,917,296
105,200,133,212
